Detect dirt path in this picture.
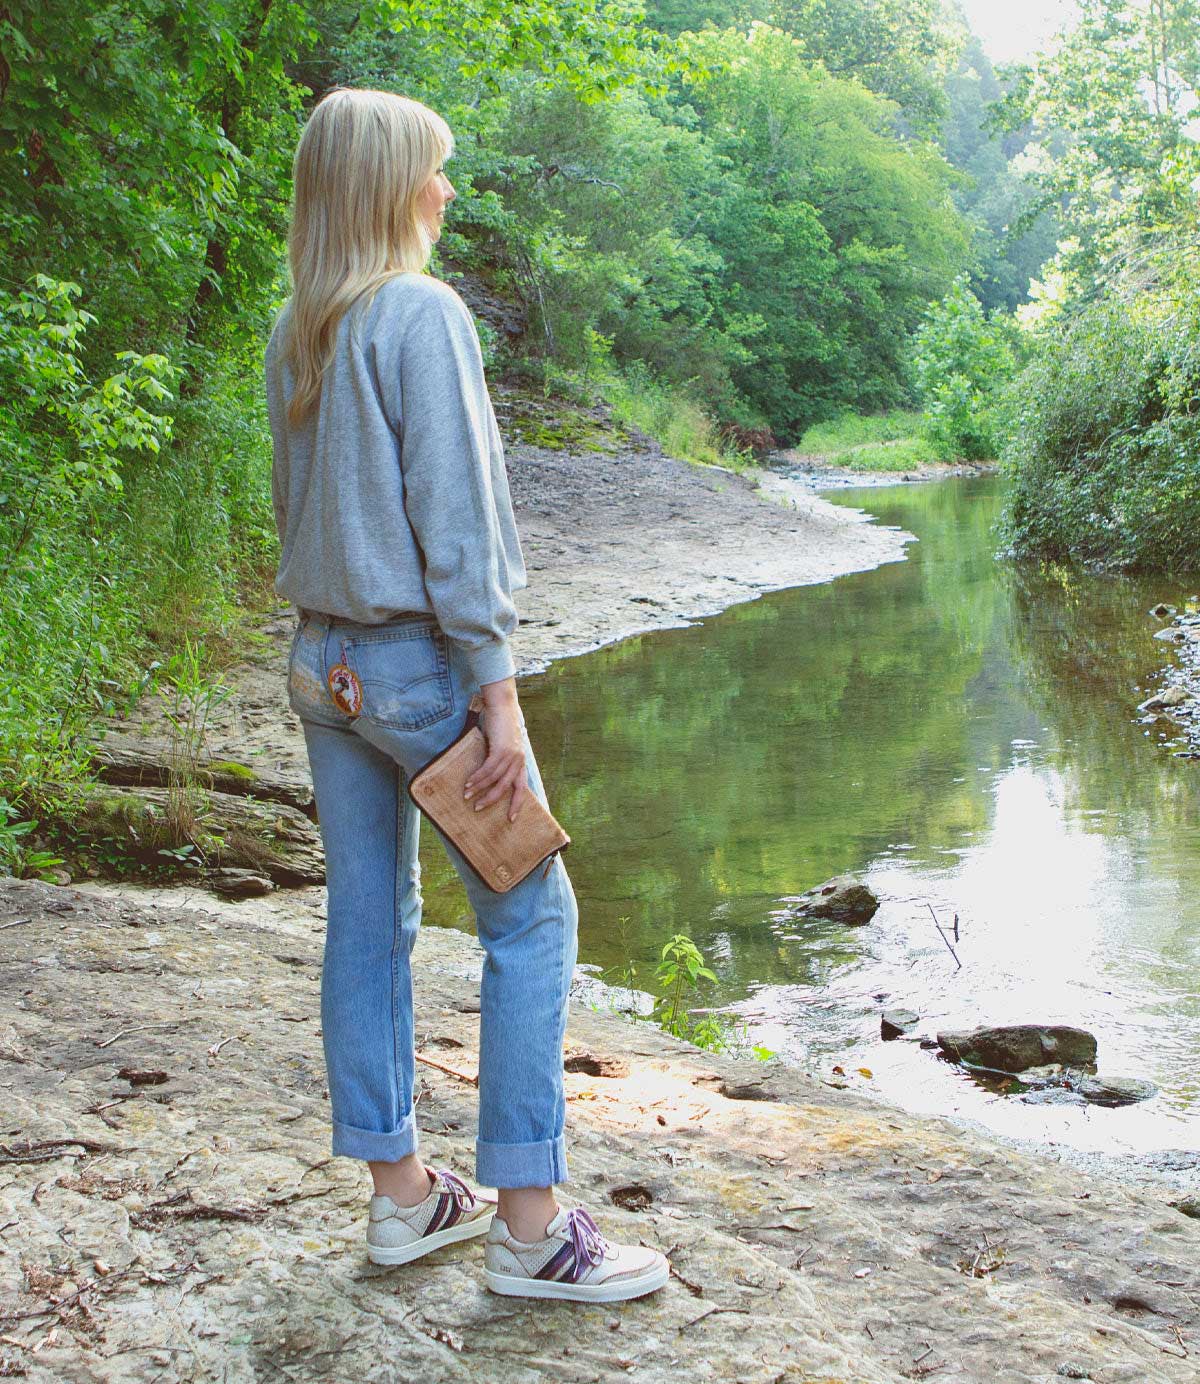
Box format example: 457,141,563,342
4,414,1198,1381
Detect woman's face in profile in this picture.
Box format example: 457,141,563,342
417,164,456,240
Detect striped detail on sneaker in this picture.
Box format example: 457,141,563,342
425,1189,463,1236
534,1239,578,1281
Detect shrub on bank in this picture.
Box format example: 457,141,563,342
910,275,1015,462
998,298,1200,572
0,278,277,821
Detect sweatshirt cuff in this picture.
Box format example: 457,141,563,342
458,635,517,688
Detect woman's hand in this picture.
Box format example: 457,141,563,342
463,677,529,823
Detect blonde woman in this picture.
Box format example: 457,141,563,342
264,87,669,1302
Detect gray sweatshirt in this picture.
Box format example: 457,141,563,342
264,271,526,687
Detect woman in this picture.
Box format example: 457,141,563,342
263,87,669,1303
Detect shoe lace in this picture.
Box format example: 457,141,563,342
435,1168,475,1209
563,1207,611,1268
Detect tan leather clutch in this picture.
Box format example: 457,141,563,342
407,694,571,893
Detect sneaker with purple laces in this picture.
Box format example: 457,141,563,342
483,1205,670,1302
367,1168,497,1266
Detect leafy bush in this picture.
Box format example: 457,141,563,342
998,297,1200,572
911,275,1015,460
0,277,278,816
0,277,179,811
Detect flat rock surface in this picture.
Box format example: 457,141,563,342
2,877,1198,1383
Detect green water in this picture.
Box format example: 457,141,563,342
424,475,1200,1156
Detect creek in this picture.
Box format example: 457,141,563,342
420,474,1200,1160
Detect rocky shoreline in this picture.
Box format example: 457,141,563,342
768,449,998,491
1137,601,1200,759
5,409,1199,1380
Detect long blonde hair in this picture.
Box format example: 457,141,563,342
283,87,454,426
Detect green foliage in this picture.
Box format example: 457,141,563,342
993,0,1200,291
649,1,962,136
939,33,1060,313
999,295,1200,571
0,0,987,810
798,409,924,453
597,926,773,1059
604,362,752,468
826,437,934,472
0,802,66,882
797,409,934,470
994,0,1200,568
675,22,971,434
0,276,179,570
767,0,959,138
651,934,751,1055
0,0,316,359
0,277,181,812
160,637,231,858
911,275,1014,460
369,0,674,101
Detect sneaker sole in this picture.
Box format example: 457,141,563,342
483,1258,670,1302
367,1211,495,1265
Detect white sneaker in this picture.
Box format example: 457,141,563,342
366,1167,497,1265
483,1205,670,1302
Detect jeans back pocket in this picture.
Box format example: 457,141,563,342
341,621,454,731
287,615,340,723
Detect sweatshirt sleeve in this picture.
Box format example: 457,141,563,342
393,285,519,687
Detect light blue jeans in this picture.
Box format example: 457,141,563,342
286,608,579,1188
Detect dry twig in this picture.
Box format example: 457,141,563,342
926,904,962,969
414,1053,478,1086
96,1021,198,1049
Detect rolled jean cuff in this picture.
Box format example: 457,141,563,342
476,1133,568,1189
332,1108,419,1162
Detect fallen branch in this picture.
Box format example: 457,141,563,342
130,1188,268,1229
1162,1324,1189,1359
404,1311,464,1352
927,904,962,970
0,1137,116,1165
96,1020,199,1049
414,1053,478,1086
678,1306,750,1332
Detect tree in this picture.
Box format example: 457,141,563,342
911,274,1014,459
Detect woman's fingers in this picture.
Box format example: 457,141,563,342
467,752,528,817
463,753,502,796
506,779,528,823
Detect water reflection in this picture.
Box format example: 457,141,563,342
421,476,1200,1153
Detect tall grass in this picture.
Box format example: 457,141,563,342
601,364,753,470
1,341,278,823
795,409,938,470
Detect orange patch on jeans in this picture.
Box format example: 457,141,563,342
328,663,363,718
